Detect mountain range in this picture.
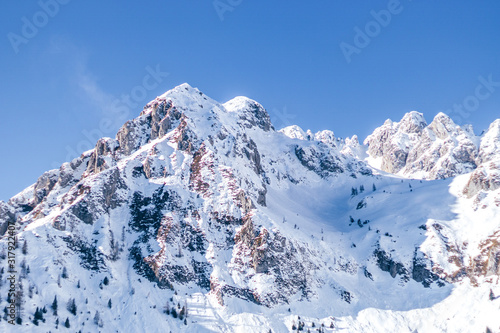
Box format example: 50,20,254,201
0,83,499,332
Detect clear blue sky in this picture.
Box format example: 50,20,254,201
1,1,499,201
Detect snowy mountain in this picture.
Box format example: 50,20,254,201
1,83,499,332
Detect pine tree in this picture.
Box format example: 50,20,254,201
94,310,103,327
372,183,376,191
67,298,77,315
179,306,186,320
22,240,28,255
360,185,365,193
108,299,112,308
64,317,70,328
77,280,80,288
171,308,178,318
103,276,109,286
33,307,42,325
184,318,187,325
93,311,99,325
351,187,358,196
61,267,68,279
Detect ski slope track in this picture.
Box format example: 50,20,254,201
1,83,499,332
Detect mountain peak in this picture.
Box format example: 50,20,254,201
398,111,427,134
223,96,274,132
428,112,458,140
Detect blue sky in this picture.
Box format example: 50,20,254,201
1,1,499,200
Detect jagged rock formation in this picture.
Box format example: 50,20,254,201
364,112,480,179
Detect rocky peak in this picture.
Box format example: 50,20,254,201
478,119,500,164
279,125,308,140
314,130,336,147
364,111,484,179
397,111,427,134
223,96,274,132
427,112,459,140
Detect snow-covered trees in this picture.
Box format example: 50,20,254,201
51,296,58,315
66,298,76,315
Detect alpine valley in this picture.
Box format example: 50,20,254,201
1,83,499,332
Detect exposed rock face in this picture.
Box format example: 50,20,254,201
224,96,274,132
0,201,16,236
365,112,427,174
478,119,500,164
86,138,119,175
463,161,500,198
404,113,479,179
34,169,60,205
374,246,442,288
365,112,483,179
462,120,500,198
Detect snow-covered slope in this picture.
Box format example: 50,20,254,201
1,84,499,332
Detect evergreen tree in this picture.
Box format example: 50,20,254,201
64,317,70,328
179,305,186,320
103,276,109,286
61,267,68,279
171,308,178,318
372,183,376,191
108,299,112,308
22,240,28,255
67,298,77,315
33,307,43,325
360,185,365,193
